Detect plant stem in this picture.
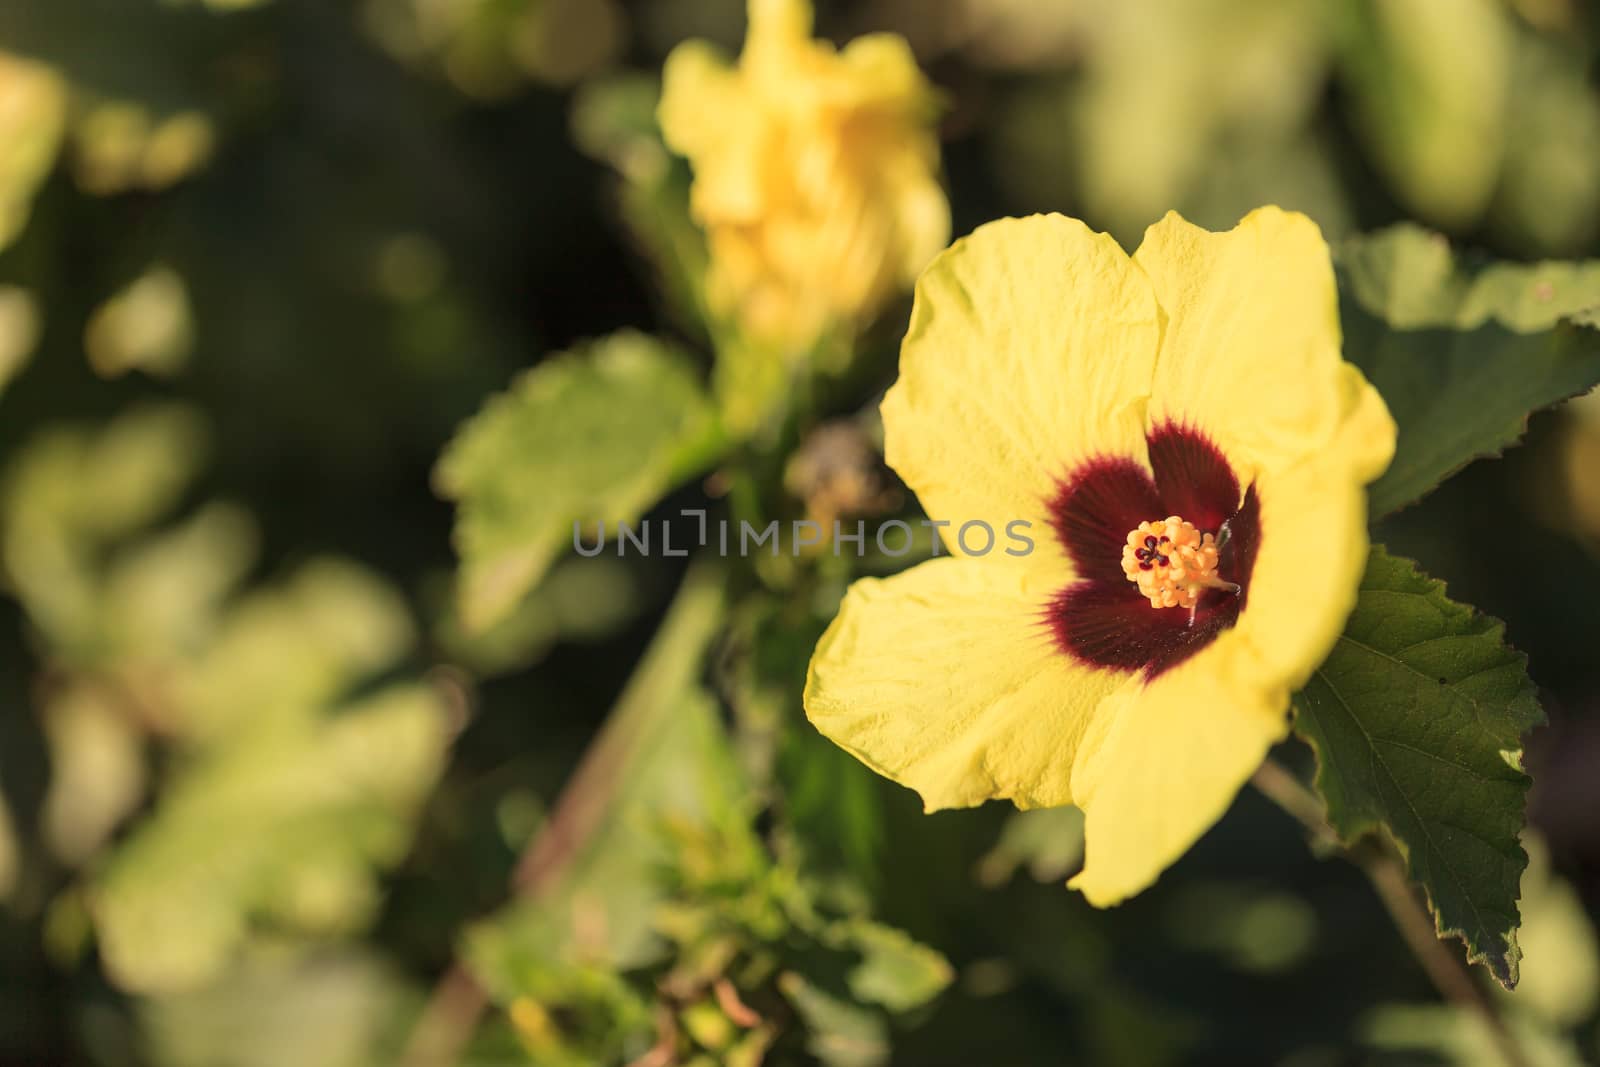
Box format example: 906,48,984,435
1250,758,1532,1067
399,964,486,1067
401,563,729,1067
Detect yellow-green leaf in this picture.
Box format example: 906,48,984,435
435,331,723,631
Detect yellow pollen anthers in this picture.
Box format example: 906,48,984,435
1120,516,1227,610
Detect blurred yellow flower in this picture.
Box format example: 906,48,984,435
0,51,67,251
659,0,949,355
805,208,1395,905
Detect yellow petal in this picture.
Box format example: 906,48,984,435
832,34,936,111
1068,631,1289,905
805,557,1124,812
882,215,1162,568
659,41,734,159
745,0,813,63
1235,363,1395,686
659,42,771,223
659,0,947,353
1135,206,1352,477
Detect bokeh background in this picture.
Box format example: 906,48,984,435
2,0,1600,1064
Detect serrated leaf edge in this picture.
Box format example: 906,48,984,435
1294,547,1545,990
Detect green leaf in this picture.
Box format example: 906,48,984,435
2,404,211,656
1494,33,1600,257
140,952,414,1067
93,682,452,994
974,807,1085,889
777,972,890,1067
1515,837,1600,1027
435,331,723,631
1341,224,1600,331
839,919,953,1014
1292,546,1543,989
87,559,449,995
1336,225,1600,516
0,286,40,396
1336,0,1510,227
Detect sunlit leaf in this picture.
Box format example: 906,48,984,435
89,551,451,997
41,683,145,866
0,51,66,250
71,103,216,195
100,501,258,663
0,286,41,395
85,264,195,378
1293,547,1543,988
1512,836,1599,1027
1,405,210,657
140,952,414,1067
436,330,723,631
171,558,416,742
1336,225,1600,516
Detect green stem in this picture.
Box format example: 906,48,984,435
401,563,729,1067
1250,758,1532,1067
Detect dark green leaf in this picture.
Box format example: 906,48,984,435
435,331,724,630
1293,546,1543,988
1336,225,1600,516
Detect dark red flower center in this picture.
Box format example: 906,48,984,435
1044,421,1261,679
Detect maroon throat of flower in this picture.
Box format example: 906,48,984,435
1044,421,1261,679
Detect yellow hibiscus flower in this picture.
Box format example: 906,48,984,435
804,208,1396,906
658,0,949,355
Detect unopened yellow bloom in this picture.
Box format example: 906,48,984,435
805,208,1395,905
0,51,66,250
659,0,949,354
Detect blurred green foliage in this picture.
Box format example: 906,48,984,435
2,2,1600,1066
